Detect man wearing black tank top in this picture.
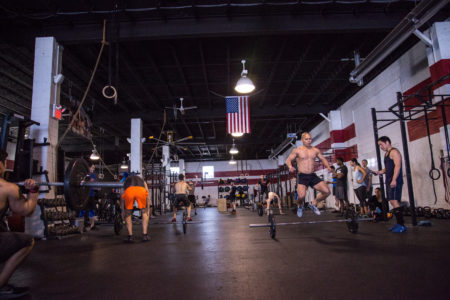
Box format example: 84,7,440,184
375,136,406,233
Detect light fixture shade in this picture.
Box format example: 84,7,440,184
90,149,100,160
229,146,238,154
120,161,128,170
231,132,244,137
229,156,237,164
234,76,255,94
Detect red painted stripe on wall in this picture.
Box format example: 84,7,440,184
429,58,450,86
407,99,450,142
330,123,356,144
403,77,432,110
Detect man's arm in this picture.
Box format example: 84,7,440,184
285,150,297,172
7,181,39,217
391,149,402,186
316,150,331,171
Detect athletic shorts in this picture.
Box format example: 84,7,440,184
297,173,322,188
0,232,33,263
121,186,148,210
188,195,196,204
335,185,347,201
229,196,236,203
79,210,95,218
386,183,402,201
174,194,189,207
354,186,367,207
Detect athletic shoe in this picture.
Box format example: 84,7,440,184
171,218,176,222
0,284,30,299
388,224,397,231
142,234,150,242
187,217,193,221
297,207,303,218
392,225,407,233
309,204,321,215
124,235,134,243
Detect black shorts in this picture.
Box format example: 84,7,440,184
229,196,236,203
188,195,196,205
174,194,189,207
297,173,323,188
386,183,402,201
354,186,367,207
0,232,33,263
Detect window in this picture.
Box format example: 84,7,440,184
202,166,214,179
170,167,180,175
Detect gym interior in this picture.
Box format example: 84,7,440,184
1,1,450,299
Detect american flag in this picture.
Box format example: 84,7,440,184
226,96,250,135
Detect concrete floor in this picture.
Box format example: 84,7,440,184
7,207,450,300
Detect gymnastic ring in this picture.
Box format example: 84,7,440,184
429,168,441,181
102,85,117,102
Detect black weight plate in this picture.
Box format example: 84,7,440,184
257,205,264,217
224,186,230,192
65,158,90,211
243,186,248,191
269,214,276,239
114,215,123,235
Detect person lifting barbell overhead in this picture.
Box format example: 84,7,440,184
265,192,284,216
373,136,406,233
285,132,332,218
0,149,38,299
172,174,193,222
121,175,151,243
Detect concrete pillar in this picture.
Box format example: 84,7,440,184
427,22,450,96
179,159,185,175
162,145,170,168
28,37,63,237
129,118,143,175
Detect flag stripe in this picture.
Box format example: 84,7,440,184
226,96,250,135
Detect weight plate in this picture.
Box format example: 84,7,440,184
269,214,276,239
65,158,90,211
257,205,264,216
114,214,123,235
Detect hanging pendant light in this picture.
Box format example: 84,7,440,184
120,160,128,170
90,146,100,160
235,59,255,94
229,139,238,154
229,156,237,165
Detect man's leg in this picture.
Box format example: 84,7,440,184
296,184,307,218
124,210,133,236
266,199,271,216
141,207,149,235
0,239,34,288
187,202,192,218
312,181,331,206
172,206,177,221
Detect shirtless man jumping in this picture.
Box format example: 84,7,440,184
285,132,331,218
172,174,193,222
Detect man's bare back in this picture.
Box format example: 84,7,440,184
174,181,191,195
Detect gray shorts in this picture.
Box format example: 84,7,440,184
335,185,347,201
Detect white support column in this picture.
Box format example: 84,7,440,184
427,22,450,97
179,159,185,175
28,37,63,237
329,110,344,149
162,145,170,168
130,118,143,175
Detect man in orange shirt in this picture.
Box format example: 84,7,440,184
121,175,150,243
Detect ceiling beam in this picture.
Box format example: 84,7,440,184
31,13,405,43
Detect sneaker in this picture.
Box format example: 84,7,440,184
392,225,407,233
187,217,193,221
171,218,176,222
297,207,303,218
142,234,150,242
124,235,134,243
309,204,321,215
388,224,398,231
0,284,30,299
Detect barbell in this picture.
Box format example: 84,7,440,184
17,158,124,211
249,210,373,239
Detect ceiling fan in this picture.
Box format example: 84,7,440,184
165,98,197,119
147,130,205,152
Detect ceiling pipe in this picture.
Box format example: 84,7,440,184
349,0,449,85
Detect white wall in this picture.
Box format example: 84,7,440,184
302,39,450,209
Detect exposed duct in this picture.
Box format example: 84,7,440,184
268,137,296,160
349,0,449,84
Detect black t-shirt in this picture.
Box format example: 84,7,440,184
259,179,268,193
335,165,348,187
229,186,237,199
368,195,382,210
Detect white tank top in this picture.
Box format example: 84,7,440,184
353,167,363,189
